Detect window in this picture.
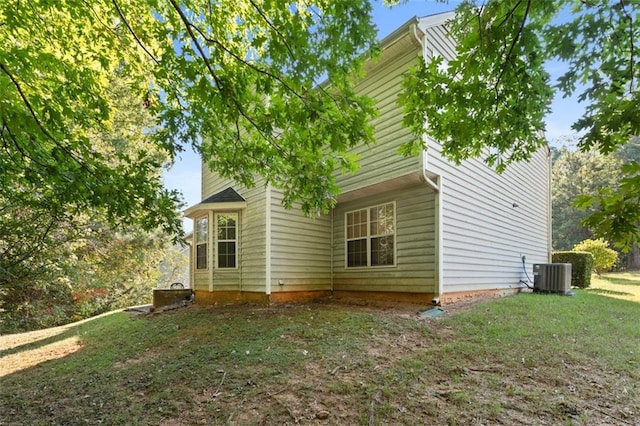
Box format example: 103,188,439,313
195,216,208,269
346,202,395,268
216,213,237,268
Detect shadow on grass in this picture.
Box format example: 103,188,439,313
0,327,80,357
586,288,633,297
0,309,124,356
598,276,640,286
0,310,131,378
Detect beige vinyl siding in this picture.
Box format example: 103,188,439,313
237,187,267,293
336,35,422,194
193,271,209,291
199,167,267,293
427,142,550,292
269,189,331,292
333,185,436,293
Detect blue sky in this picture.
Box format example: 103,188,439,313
163,0,583,232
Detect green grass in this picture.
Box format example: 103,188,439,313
2,277,640,425
589,272,640,304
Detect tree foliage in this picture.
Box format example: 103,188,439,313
574,137,640,251
399,0,552,170
0,63,180,332
1,0,378,231
1,0,377,329
0,219,171,332
552,146,623,250
398,0,640,248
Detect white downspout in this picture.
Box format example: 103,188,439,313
547,147,553,262
412,24,440,192
330,208,334,292
209,211,214,292
265,184,272,296
413,23,444,304
435,176,444,304
239,211,243,291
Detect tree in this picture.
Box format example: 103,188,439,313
2,1,378,328
0,73,178,332
1,0,378,234
552,147,622,250
398,0,640,250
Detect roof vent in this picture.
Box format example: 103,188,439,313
533,263,572,295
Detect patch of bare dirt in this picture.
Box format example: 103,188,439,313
167,298,639,425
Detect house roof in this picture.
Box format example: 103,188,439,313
362,11,455,74
184,187,247,218
202,187,245,203
365,11,456,62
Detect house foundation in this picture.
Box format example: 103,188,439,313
439,288,521,305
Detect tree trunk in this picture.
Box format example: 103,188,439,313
626,244,640,270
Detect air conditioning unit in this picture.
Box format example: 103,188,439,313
533,263,572,295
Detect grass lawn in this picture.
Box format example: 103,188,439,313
589,272,640,304
1,275,639,425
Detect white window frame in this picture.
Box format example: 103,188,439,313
345,201,396,269
195,214,209,270
215,212,239,270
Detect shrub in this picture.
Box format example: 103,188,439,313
573,238,618,275
0,279,76,333
552,251,594,288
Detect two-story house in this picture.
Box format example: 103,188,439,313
184,12,551,306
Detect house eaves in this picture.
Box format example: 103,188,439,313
363,11,455,74
417,11,456,32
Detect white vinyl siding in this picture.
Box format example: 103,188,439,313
422,23,551,294
427,141,550,293
269,189,331,292
423,25,457,63
334,185,436,293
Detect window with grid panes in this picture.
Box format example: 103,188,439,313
216,213,237,268
195,215,208,269
346,202,395,267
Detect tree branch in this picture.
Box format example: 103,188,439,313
0,62,62,149
619,0,635,93
189,23,309,106
494,0,531,98
167,0,287,157
496,0,524,28
0,62,104,186
247,0,296,60
191,19,355,132
111,0,161,66
1,119,50,170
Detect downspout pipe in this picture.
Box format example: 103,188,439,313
412,24,440,193
413,23,444,304
419,150,444,305
330,208,334,292
547,146,553,262
265,184,272,296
